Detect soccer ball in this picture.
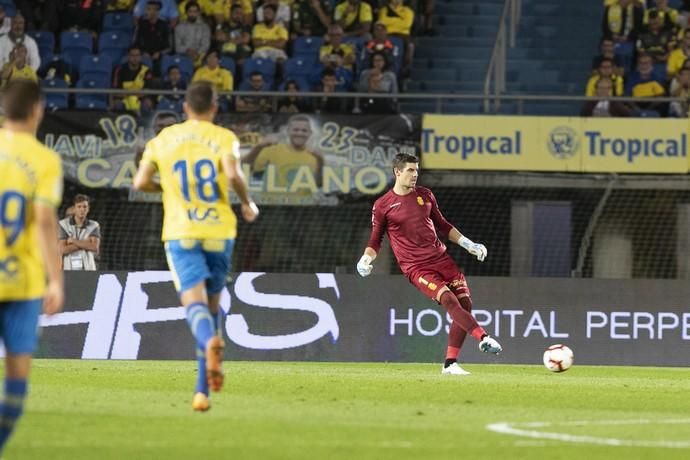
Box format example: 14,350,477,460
543,344,574,373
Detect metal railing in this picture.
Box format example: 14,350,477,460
483,0,522,113
42,87,690,116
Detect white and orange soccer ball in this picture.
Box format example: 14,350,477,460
543,344,574,373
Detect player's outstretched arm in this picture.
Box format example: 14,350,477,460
35,203,64,315
221,153,259,223
357,247,377,277
448,227,487,262
132,162,163,193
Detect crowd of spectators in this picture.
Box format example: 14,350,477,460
584,0,690,117
0,0,434,115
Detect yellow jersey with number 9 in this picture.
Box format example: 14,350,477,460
0,130,63,301
141,119,240,241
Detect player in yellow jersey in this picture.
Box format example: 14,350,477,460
133,81,258,412
0,79,64,453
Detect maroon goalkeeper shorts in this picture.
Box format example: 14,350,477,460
406,253,471,302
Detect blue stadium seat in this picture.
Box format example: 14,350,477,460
103,12,134,32
293,36,323,61
156,97,183,113
75,79,109,110
98,31,132,63
42,78,69,110
27,31,55,56
80,55,113,82
60,31,93,53
160,54,194,82
285,58,316,80
242,58,275,83
388,37,404,73
0,1,16,17
220,56,236,76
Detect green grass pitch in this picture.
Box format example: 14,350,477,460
4,360,690,459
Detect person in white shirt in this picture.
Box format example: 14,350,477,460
0,15,40,71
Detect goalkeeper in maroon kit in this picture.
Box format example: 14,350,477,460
357,153,502,375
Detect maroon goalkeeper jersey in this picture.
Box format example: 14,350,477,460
367,186,454,275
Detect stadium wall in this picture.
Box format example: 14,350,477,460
31,271,690,366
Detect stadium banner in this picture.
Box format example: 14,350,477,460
38,111,421,205
422,115,688,174
31,272,690,367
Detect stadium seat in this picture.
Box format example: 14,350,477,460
80,55,113,83
220,56,236,76
103,12,134,32
293,36,323,62
285,58,316,81
75,78,109,110
42,78,69,110
98,31,132,63
242,58,276,83
160,54,195,82
156,97,183,113
61,32,93,73
0,1,16,17
27,31,55,57
388,37,404,73
60,31,93,53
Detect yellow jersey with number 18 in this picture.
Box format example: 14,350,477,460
141,119,240,241
0,130,63,301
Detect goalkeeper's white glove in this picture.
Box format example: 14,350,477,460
458,236,487,262
357,254,373,277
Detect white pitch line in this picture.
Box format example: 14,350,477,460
487,420,690,449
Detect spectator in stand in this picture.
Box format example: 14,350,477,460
134,1,172,69
644,0,679,33
134,0,179,26
0,44,38,87
198,0,233,25
378,0,415,73
158,65,187,104
236,70,271,112
581,77,632,117
106,0,136,11
278,80,312,112
290,0,331,38
192,49,233,92
60,0,105,33
0,5,12,36
320,24,355,70
257,0,291,29
192,49,233,111
637,10,673,66
175,1,211,67
592,38,626,76
315,67,349,113
667,28,690,79
414,0,436,36
58,195,101,271
669,67,690,116
112,44,154,113
364,21,397,69
38,56,72,85
359,51,398,114
215,4,253,68
251,4,288,62
626,52,667,115
586,57,624,96
0,15,40,71
602,0,643,44
334,0,372,39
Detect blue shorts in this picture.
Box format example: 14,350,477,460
0,299,42,354
164,239,234,295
